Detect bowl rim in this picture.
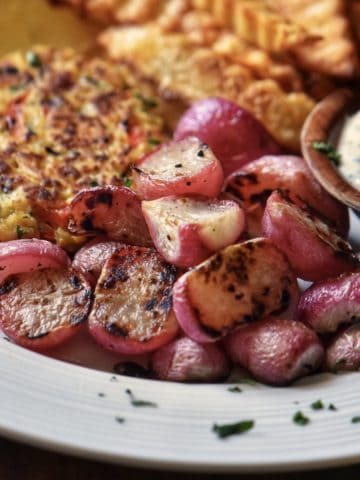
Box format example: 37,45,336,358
301,88,360,211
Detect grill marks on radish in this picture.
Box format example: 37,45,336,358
88,246,179,354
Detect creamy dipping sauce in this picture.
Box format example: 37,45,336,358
337,110,360,190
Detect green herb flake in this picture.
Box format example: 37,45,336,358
293,411,310,426
212,420,254,439
115,416,125,423
135,93,158,110
9,83,27,92
227,386,242,393
328,403,337,411
351,416,360,424
312,141,342,167
26,51,42,68
125,388,157,408
120,177,133,188
83,75,99,86
15,225,24,239
89,179,99,187
311,399,324,410
238,378,257,385
147,137,161,146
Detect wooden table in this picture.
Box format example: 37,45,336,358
1,436,359,480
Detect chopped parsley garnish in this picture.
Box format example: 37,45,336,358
120,176,133,188
328,403,337,411
148,137,161,146
15,225,24,239
83,75,99,86
212,420,254,439
26,51,42,68
351,416,360,424
125,388,157,408
135,93,158,110
293,411,310,426
311,399,324,410
115,416,125,423
9,83,27,92
89,179,99,187
238,378,257,385
312,141,342,167
227,385,242,393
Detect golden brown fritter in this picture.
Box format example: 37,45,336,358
0,46,170,246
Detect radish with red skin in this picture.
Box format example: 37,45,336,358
142,196,245,268
325,324,360,372
68,186,152,246
262,190,359,281
173,239,299,343
132,137,224,200
225,155,349,237
174,97,281,177
151,336,230,382
0,268,92,351
88,246,179,355
0,239,70,284
73,237,124,287
296,272,360,333
224,318,324,386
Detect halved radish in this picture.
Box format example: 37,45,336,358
172,239,299,343
151,336,230,382
68,186,152,246
225,155,349,237
174,97,281,177
325,324,360,372
224,318,324,386
132,137,224,200
296,272,360,333
0,268,92,351
72,237,124,287
0,239,70,284
262,190,359,281
142,196,245,268
88,246,179,355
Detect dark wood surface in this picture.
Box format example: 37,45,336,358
1,436,359,480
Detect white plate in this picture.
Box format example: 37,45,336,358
0,213,359,473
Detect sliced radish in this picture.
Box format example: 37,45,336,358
0,268,92,351
225,155,349,237
262,190,359,281
142,196,245,268
151,336,230,382
172,239,299,343
224,318,324,386
0,239,70,284
296,272,360,333
68,186,152,246
325,324,360,372
88,246,179,355
132,137,224,200
174,97,281,177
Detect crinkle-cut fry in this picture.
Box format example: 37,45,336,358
99,26,314,151
270,0,359,78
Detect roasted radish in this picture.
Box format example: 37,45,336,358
224,318,324,386
132,137,224,200
173,239,299,343
262,190,359,281
0,268,92,351
68,186,152,246
151,336,230,382
296,272,360,333
142,196,245,268
88,246,179,354
325,324,360,372
225,155,349,237
174,97,281,177
0,239,70,284
73,237,124,287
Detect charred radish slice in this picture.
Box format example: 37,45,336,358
225,155,349,237
0,269,92,351
262,190,359,281
224,318,324,386
0,239,70,284
73,237,124,287
68,186,152,246
88,246,179,355
174,97,281,177
173,239,299,343
151,336,230,382
142,196,245,268
132,137,224,200
296,272,360,333
325,324,360,372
